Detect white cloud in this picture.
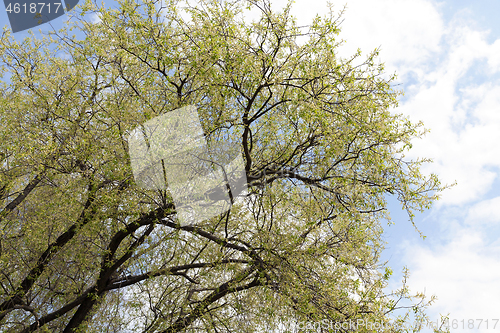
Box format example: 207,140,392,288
486,39,500,72
404,83,500,205
335,0,444,74
466,196,500,225
404,230,500,332
394,26,500,205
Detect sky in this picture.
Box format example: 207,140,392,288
328,1,500,332
2,0,500,332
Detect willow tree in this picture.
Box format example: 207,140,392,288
0,0,448,332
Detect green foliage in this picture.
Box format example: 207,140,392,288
0,0,450,331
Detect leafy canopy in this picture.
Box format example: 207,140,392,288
0,0,449,332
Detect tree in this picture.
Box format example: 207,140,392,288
0,0,448,331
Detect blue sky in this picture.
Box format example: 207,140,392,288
327,1,500,331
2,0,500,331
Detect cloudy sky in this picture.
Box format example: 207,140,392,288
325,1,500,331
3,0,500,331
